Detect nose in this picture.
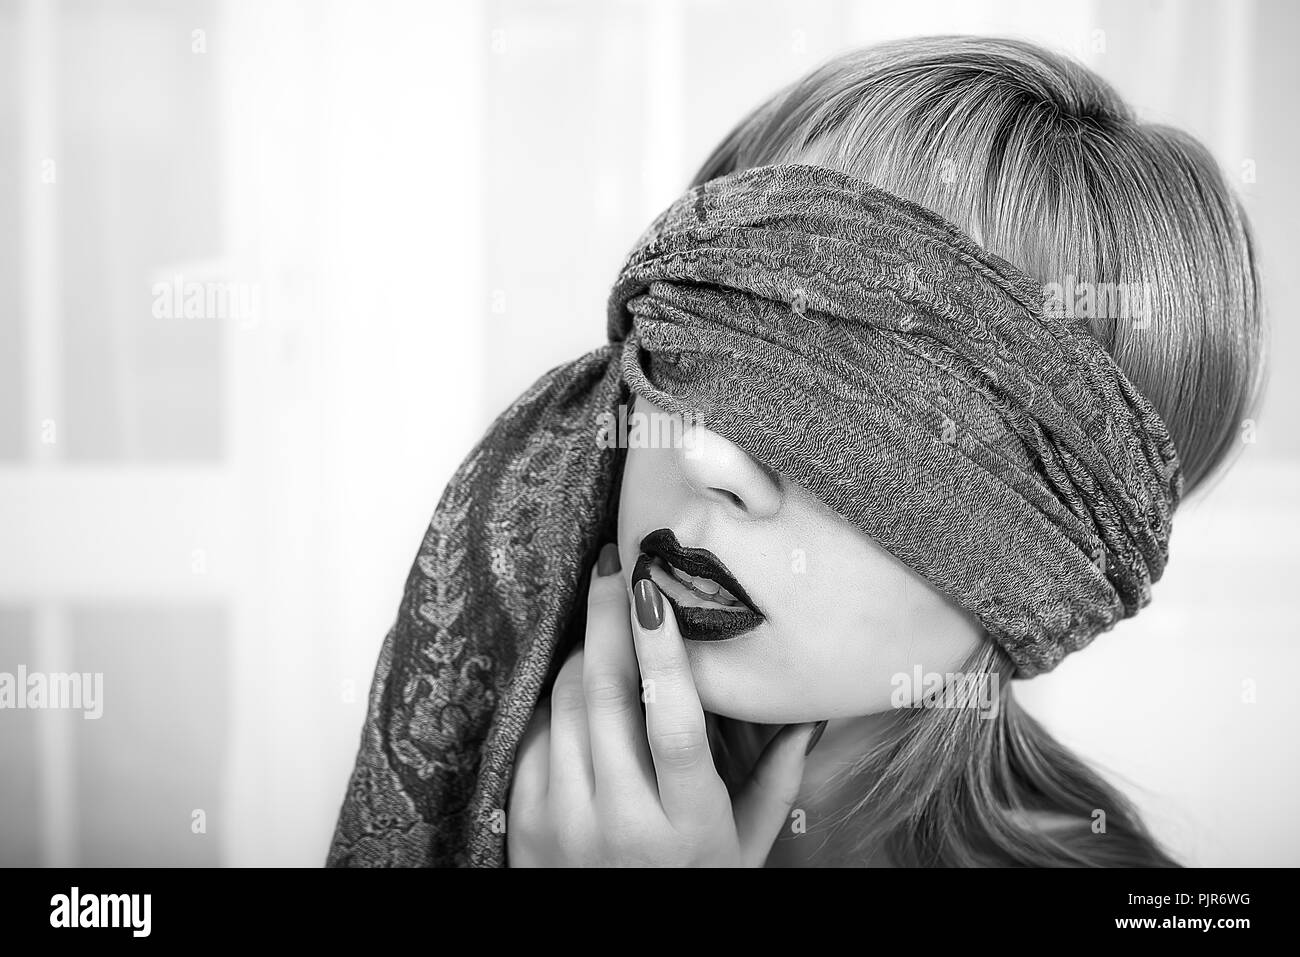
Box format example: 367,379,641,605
678,421,783,519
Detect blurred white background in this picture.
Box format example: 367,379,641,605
1,0,1296,866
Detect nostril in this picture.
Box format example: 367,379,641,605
710,487,745,510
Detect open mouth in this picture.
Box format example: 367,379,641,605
633,528,765,642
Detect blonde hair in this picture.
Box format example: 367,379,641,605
699,36,1264,866
695,35,1264,495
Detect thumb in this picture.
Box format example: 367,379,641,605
733,720,825,867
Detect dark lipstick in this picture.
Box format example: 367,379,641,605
633,528,765,642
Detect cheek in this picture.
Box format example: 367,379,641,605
617,446,661,568
777,563,987,716
618,444,675,519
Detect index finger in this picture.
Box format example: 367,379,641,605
583,544,655,800
629,566,725,827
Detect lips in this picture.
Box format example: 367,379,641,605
633,528,765,642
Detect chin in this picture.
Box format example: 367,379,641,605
683,648,798,724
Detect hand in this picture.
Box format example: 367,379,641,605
506,544,820,867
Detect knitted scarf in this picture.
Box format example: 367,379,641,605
326,163,1182,867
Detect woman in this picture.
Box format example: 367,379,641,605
328,36,1263,867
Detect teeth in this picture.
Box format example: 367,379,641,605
662,560,740,607
692,576,720,596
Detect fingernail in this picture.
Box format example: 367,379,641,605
634,578,663,631
805,720,828,756
597,543,621,576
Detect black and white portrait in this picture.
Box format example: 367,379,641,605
1,0,1296,891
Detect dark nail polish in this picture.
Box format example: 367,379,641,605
634,578,663,630
805,719,828,756
597,543,621,576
